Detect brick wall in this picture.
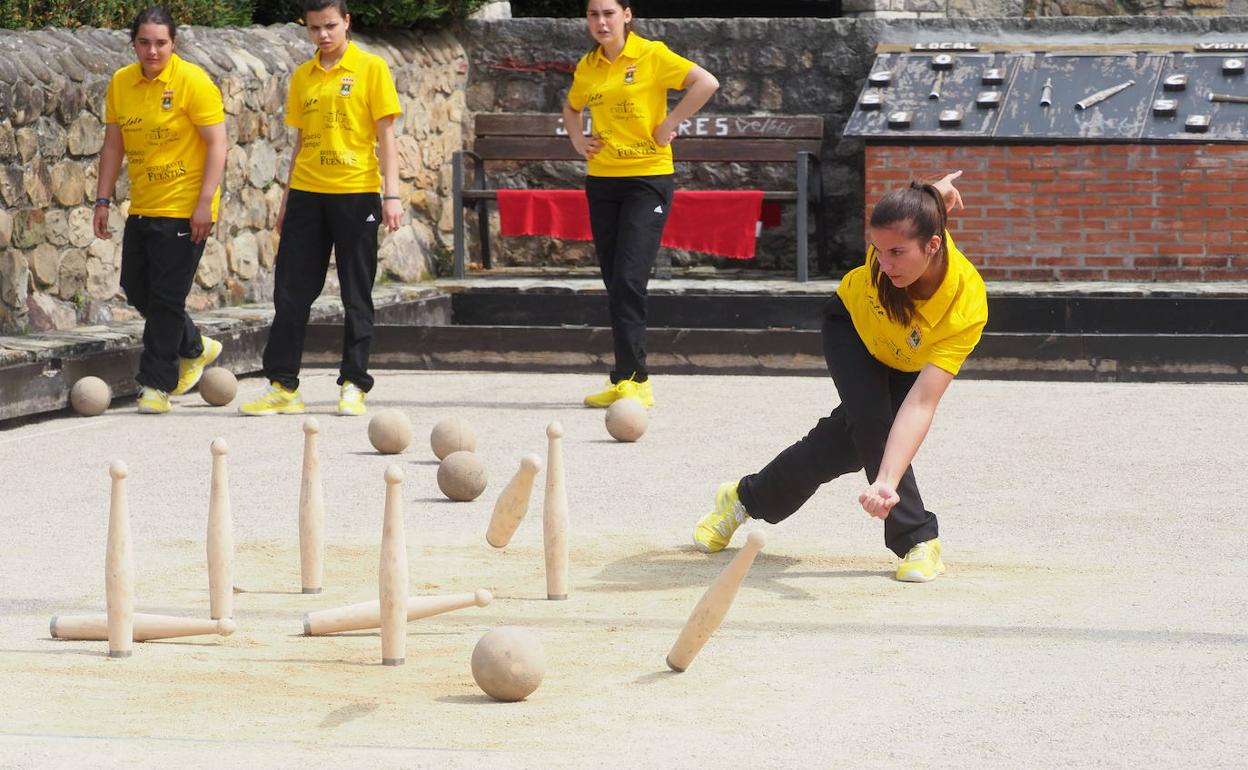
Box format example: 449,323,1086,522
865,143,1248,281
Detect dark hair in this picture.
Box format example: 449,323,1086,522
868,182,948,327
304,0,349,16
586,0,636,55
130,6,176,42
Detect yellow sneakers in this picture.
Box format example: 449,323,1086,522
172,335,223,395
337,381,366,416
896,538,945,583
137,386,170,414
239,382,305,416
583,377,655,408
693,481,750,553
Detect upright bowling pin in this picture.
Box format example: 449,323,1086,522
299,418,325,594
379,464,408,666
666,530,767,673
543,422,569,600
105,460,133,659
207,438,233,619
486,453,543,548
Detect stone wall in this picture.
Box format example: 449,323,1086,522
0,25,467,334
1029,0,1248,15
459,15,1248,274
844,0,1248,16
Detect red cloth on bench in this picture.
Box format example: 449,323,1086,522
496,189,765,259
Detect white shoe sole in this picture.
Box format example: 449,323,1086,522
896,565,946,583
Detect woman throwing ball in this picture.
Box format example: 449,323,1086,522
241,0,402,417
692,172,985,583
563,0,719,409
94,5,227,414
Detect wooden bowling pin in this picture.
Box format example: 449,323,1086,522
486,453,543,548
543,422,569,600
207,438,233,619
299,418,325,594
302,589,493,636
666,530,767,673
105,460,133,659
379,464,408,666
50,613,237,642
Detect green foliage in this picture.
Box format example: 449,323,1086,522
251,0,488,28
0,0,251,30
0,0,486,30
511,0,581,16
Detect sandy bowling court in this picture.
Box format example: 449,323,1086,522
0,371,1244,767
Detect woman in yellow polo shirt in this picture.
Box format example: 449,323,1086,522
564,0,719,409
692,172,987,584
241,0,401,417
93,6,227,414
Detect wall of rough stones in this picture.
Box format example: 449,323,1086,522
458,15,1248,274
0,25,467,334
844,0,1248,16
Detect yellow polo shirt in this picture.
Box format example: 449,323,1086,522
836,233,988,376
567,33,696,177
105,54,224,218
286,41,402,194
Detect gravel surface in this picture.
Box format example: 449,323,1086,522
1,370,1244,768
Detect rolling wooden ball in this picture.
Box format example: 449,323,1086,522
69,376,111,417
368,410,413,454
437,450,487,502
199,367,238,406
430,417,477,460
605,397,648,442
471,626,545,702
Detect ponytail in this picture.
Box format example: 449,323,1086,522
868,182,948,327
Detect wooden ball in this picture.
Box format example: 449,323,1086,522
605,397,648,442
437,450,487,502
471,626,545,702
69,376,110,417
199,367,238,406
368,410,413,454
430,417,477,460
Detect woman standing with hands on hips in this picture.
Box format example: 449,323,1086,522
241,0,402,417
564,0,719,409
693,172,986,584
94,5,227,414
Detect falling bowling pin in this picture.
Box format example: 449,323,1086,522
666,530,766,672
486,453,543,548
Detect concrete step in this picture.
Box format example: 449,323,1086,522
332,324,1248,383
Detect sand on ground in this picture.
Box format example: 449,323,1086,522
0,371,1245,768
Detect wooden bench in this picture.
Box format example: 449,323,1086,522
451,112,825,282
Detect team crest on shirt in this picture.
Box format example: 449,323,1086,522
161,89,174,110
907,326,923,349
339,76,354,96
624,65,636,84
